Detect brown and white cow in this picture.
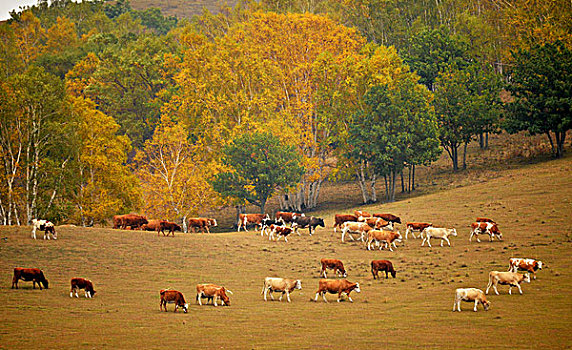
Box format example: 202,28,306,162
469,222,502,242
354,210,372,221
159,289,188,312
372,213,402,224
12,268,49,289
313,279,361,303
371,260,396,280
364,217,392,230
158,220,182,236
476,217,496,224
188,218,217,234
70,278,96,298
261,277,302,302
366,230,402,251
421,227,457,247
112,214,148,230
320,258,347,278
486,271,531,295
268,224,294,242
196,284,232,306
453,288,490,312
333,214,358,232
237,213,269,232
508,258,543,279
405,222,432,239
31,219,57,240
275,211,304,225
340,221,373,242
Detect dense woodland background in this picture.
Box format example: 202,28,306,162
0,0,570,228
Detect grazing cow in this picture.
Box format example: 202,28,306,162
12,268,49,289
70,278,96,298
292,216,325,235
354,210,372,221
237,213,269,232
269,224,294,242
453,288,490,312
188,218,217,234
314,279,361,303
421,227,457,247
405,222,432,239
371,260,396,280
113,214,148,230
372,213,402,224
366,230,402,251
364,217,392,230
508,258,543,279
260,218,285,236
320,258,347,278
141,220,161,231
469,222,502,242
159,289,188,313
476,217,496,224
196,284,232,306
158,220,182,236
275,211,304,225
486,271,531,295
31,219,57,240
340,221,373,242
261,277,302,302
333,214,358,232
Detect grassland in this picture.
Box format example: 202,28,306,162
1,154,571,349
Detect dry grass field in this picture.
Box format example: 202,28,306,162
1,154,571,349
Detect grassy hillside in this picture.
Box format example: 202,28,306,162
129,0,237,19
0,154,571,349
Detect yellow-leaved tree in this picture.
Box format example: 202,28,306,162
69,96,140,226
134,117,220,231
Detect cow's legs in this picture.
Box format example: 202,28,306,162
322,292,328,303
508,286,512,295
473,300,479,312
270,290,275,301
286,290,291,303
444,236,451,246
197,292,203,305
516,284,523,294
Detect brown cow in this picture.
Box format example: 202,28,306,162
405,222,432,239
508,258,543,279
314,279,361,303
188,218,217,233
196,284,232,306
371,260,396,280
373,213,402,224
12,268,49,289
333,214,358,232
364,217,392,230
113,214,148,230
469,222,502,242
237,213,269,232
354,210,372,221
158,220,182,236
320,258,347,278
269,224,294,242
160,289,188,312
141,220,161,231
366,230,402,251
70,277,96,298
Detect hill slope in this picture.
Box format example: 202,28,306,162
129,0,237,18
0,155,570,349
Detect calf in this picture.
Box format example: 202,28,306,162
314,279,361,303
261,277,302,302
453,288,490,312
421,227,457,247
486,271,531,295
371,260,396,280
237,213,269,232
158,220,182,236
340,221,372,242
159,289,188,313
405,222,432,239
333,214,358,232
366,230,402,251
508,258,543,280
70,278,96,298
196,284,232,306
269,224,294,242
292,216,325,235
469,222,502,242
372,213,402,224
320,258,347,278
12,268,49,290
31,219,57,240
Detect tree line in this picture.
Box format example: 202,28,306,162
0,0,570,225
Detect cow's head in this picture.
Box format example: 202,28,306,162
395,231,403,242
395,217,402,224
390,270,396,278
450,228,458,236
220,289,231,306
295,280,302,290
342,270,348,278
536,261,543,270
208,219,218,227
315,218,325,228
174,223,182,231
40,277,49,289
523,273,531,283
182,303,188,313
353,283,361,293
482,300,491,311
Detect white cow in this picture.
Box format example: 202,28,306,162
261,277,302,303
31,219,56,240
421,227,457,247
340,221,372,242
453,288,490,312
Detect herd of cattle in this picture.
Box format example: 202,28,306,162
17,209,544,313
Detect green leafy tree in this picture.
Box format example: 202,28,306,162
505,41,572,158
211,132,304,213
